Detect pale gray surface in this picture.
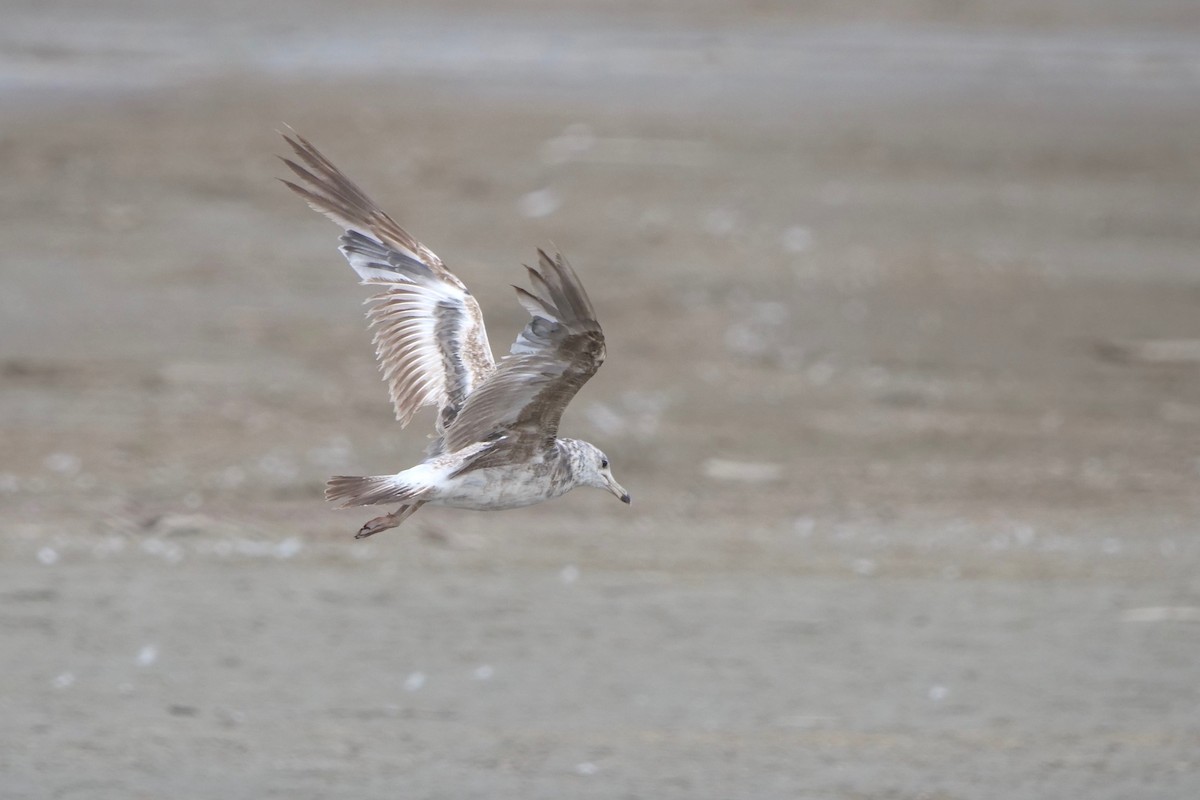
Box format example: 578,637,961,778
2,2,1200,798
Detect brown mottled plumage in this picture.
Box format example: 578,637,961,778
280,132,629,538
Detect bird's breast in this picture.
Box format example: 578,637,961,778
434,463,573,510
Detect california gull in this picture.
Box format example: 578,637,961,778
280,132,630,538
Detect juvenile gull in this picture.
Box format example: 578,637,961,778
280,133,630,538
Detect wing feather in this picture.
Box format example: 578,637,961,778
442,250,605,458
280,132,495,429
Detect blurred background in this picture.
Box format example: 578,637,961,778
3,1,1199,798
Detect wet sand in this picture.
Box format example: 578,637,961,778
2,2,1200,798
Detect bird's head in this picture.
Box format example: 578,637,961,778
569,440,631,505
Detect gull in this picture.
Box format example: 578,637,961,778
280,133,630,538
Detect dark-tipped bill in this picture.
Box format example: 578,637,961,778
605,474,631,504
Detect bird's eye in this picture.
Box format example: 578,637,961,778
601,458,609,469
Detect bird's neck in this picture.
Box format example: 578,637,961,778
554,438,587,487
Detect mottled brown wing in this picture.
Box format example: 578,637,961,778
281,131,449,277
442,250,605,458
280,132,495,430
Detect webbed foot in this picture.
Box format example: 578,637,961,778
352,501,426,539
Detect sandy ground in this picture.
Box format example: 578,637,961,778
3,2,1200,798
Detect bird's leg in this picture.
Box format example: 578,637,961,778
354,501,425,539
355,510,401,539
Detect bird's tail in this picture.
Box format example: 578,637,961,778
325,475,427,507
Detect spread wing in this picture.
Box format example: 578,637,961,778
442,250,605,457
280,132,495,431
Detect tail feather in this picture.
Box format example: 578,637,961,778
325,475,425,507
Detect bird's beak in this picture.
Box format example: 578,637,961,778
605,475,631,505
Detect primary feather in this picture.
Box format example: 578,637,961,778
280,132,495,431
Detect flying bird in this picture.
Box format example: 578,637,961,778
280,132,630,538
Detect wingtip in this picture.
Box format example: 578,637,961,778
535,247,558,272
278,125,310,148
278,129,330,176
278,130,303,155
